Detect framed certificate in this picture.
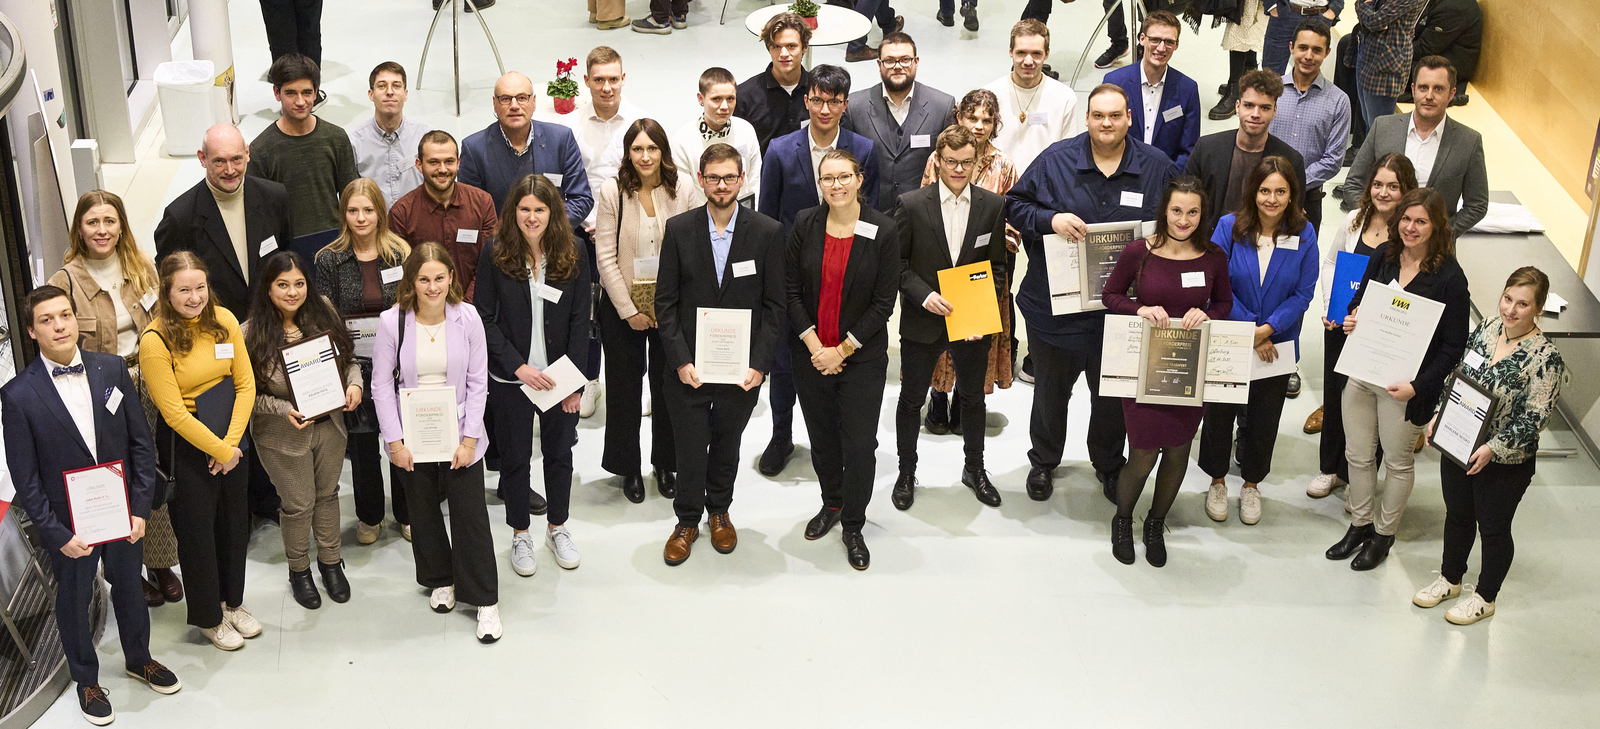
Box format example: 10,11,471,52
1431,370,1499,470
1137,323,1208,406
63,461,132,546
399,386,461,463
280,332,348,420
1078,221,1144,312
345,316,380,359
695,307,751,385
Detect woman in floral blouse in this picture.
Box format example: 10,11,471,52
1412,266,1564,626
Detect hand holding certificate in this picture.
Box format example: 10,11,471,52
936,261,1002,341
399,386,461,463
1335,280,1446,388
64,461,132,546
695,308,751,385
281,333,348,420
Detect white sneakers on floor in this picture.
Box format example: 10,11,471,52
1446,592,1495,625
1413,574,1462,608
579,380,602,418
201,620,244,651
547,525,581,569
1307,473,1343,498
225,605,261,638
476,604,503,643
430,585,456,613
511,531,539,576
1239,486,1262,525
1205,482,1228,522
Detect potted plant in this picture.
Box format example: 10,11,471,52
547,57,579,115
789,0,819,28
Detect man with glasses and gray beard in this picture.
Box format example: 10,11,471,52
841,32,954,215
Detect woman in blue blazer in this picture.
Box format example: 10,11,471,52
1198,156,1319,526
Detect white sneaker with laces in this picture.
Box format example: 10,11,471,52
225,605,261,638
429,585,456,613
642,391,652,417
476,604,503,643
546,525,581,569
1205,482,1228,522
579,380,601,418
510,531,538,576
1413,573,1462,608
200,620,244,651
1239,486,1262,525
1445,591,1495,625
1306,473,1342,498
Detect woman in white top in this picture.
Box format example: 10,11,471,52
1304,153,1418,499
595,119,698,503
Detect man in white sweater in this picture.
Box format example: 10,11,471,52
984,19,1084,174
671,67,762,208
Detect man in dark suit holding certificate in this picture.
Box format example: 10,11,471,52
891,126,1008,511
1,286,180,725
655,144,786,566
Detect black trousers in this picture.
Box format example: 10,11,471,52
348,430,410,526
599,295,677,476
258,0,322,69
793,351,888,532
1199,373,1292,483
1441,458,1535,602
768,322,798,441
897,336,989,473
170,437,249,629
648,0,690,21
1025,335,1127,476
51,539,150,685
1021,0,1126,43
1304,186,1325,234
1320,326,1354,480
579,231,604,381
490,380,579,529
402,461,497,607
665,377,762,526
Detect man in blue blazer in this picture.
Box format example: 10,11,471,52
1102,11,1201,171
1,287,179,724
459,72,595,229
755,63,880,478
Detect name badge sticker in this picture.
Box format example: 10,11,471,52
1462,350,1486,371
1278,235,1300,251
542,173,563,187
1162,106,1183,123
1027,111,1049,126
732,260,758,277
975,233,992,248
1180,271,1206,288
854,220,879,239
538,284,563,303
634,256,660,279
259,236,278,255
106,387,123,414
910,134,931,148
381,266,404,284
140,291,157,312
215,343,235,359
1120,191,1144,208
456,229,480,243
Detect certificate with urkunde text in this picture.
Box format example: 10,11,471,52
1137,324,1208,406
63,461,132,546
1334,280,1446,388
695,307,751,385
281,333,347,420
399,386,460,463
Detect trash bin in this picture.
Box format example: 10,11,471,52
155,60,217,157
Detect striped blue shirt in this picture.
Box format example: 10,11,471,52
1268,73,1351,189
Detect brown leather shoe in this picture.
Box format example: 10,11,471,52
151,567,183,602
664,525,698,566
709,513,737,554
844,46,880,63
142,577,165,607
1303,405,1324,434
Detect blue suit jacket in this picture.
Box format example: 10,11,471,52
758,127,881,233
1211,214,1320,358
457,120,595,230
1104,64,1202,170
1,351,157,551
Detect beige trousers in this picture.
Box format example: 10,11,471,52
1342,379,1425,537
588,0,625,21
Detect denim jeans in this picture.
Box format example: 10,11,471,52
1357,87,1397,129
849,0,898,52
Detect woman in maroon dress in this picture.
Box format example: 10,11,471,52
1101,177,1233,567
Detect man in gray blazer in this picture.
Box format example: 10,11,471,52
842,31,955,214
1340,56,1488,236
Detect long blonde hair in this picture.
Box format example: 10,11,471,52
322,178,411,264
66,190,159,298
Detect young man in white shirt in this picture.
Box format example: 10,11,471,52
670,67,763,207
984,19,1084,175
348,62,432,210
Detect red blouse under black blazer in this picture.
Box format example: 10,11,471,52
784,204,902,362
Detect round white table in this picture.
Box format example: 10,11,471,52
744,4,871,65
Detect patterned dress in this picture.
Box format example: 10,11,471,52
1441,316,1564,464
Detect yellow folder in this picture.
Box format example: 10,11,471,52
936,261,1003,342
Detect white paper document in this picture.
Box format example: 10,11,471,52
695,307,751,385
1249,341,1298,381
281,334,348,418
64,462,132,546
1202,320,1255,404
1099,315,1144,398
399,386,461,463
1334,280,1446,388
520,356,588,412
1043,234,1082,315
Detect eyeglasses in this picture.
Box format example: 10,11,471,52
939,157,975,171
819,173,857,187
702,174,742,186
494,94,533,106
806,96,846,110
879,57,916,69
1143,36,1179,48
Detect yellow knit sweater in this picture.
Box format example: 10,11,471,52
139,307,256,462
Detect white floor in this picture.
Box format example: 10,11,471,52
36,0,1600,726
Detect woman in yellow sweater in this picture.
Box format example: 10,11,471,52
139,251,258,652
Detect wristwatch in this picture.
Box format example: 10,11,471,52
838,339,857,358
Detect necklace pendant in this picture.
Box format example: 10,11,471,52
1020,112,1028,124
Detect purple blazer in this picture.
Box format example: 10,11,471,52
372,301,490,464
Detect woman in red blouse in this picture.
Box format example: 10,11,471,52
785,150,901,571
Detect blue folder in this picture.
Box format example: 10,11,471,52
1327,251,1369,321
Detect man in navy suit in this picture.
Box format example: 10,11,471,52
1102,11,1201,171
756,63,881,478
1,286,180,725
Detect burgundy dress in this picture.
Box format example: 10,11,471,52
1102,239,1234,449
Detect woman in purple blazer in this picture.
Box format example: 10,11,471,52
372,242,500,644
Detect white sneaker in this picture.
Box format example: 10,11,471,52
224,605,261,638
510,531,538,576
476,604,503,643
1445,591,1495,625
1306,473,1342,498
429,585,456,613
546,525,581,569
1413,573,1462,608
579,380,601,418
1239,486,1262,525
642,390,652,417
200,620,244,651
1205,482,1228,522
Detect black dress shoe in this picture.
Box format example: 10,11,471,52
1287,372,1302,398
804,506,842,540
318,561,351,603
842,530,870,570
151,567,183,602
1097,466,1121,506
1449,92,1469,107
936,9,954,25
529,489,549,515
1143,516,1167,567
1209,86,1239,120
289,569,322,610
925,391,950,435
1025,466,1054,501
961,0,978,30
759,437,794,477
142,577,165,607
655,469,677,498
962,468,1001,507
948,397,964,436
1111,515,1135,565
1325,523,1374,560
891,471,916,511
621,474,646,504
1041,64,1060,81
1350,532,1395,571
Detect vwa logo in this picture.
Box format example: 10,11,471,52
1391,297,1411,311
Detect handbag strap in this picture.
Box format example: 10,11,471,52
392,309,407,400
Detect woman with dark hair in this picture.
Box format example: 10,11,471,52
1305,153,1418,499
240,251,363,609
1101,176,1232,566
1198,156,1319,526
139,252,258,651
373,242,499,642
787,149,900,570
1413,267,1563,624
475,174,592,578
1328,187,1470,570
594,118,695,503
48,190,184,607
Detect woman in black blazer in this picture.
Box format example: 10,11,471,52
786,149,901,571
474,174,592,578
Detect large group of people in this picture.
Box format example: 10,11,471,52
1,8,1564,726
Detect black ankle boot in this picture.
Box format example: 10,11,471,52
1350,532,1395,571
1143,516,1167,568
318,561,351,603
1325,523,1374,560
289,569,321,610
1111,516,1135,565
925,391,950,435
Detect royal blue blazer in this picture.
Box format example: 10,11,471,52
1104,64,1202,170
1212,214,1320,360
